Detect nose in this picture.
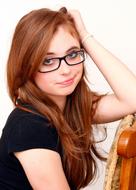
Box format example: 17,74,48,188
59,59,71,75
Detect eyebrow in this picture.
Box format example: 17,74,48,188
46,46,80,55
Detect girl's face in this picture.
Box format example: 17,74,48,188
35,26,83,105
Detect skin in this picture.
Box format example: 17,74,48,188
35,26,83,111
15,10,136,190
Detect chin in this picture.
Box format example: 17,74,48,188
61,86,76,96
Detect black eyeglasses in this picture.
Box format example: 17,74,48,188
38,49,85,73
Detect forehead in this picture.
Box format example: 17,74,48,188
47,26,80,55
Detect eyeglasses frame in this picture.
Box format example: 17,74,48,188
38,49,85,73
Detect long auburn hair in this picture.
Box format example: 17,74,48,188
7,7,105,189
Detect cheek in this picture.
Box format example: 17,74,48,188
34,73,51,91
75,63,84,76
73,63,84,85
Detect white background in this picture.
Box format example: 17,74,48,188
0,0,136,189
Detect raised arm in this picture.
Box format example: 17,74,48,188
69,10,136,123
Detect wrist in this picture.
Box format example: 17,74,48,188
79,30,89,39
81,33,93,44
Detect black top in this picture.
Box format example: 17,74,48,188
0,107,66,190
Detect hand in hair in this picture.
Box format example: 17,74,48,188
68,10,88,40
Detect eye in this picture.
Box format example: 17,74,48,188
67,51,79,59
43,58,54,65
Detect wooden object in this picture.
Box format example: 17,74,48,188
117,120,136,190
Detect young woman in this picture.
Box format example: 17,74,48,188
0,7,136,190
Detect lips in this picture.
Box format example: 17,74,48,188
57,77,75,86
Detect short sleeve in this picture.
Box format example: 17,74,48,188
8,113,61,155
